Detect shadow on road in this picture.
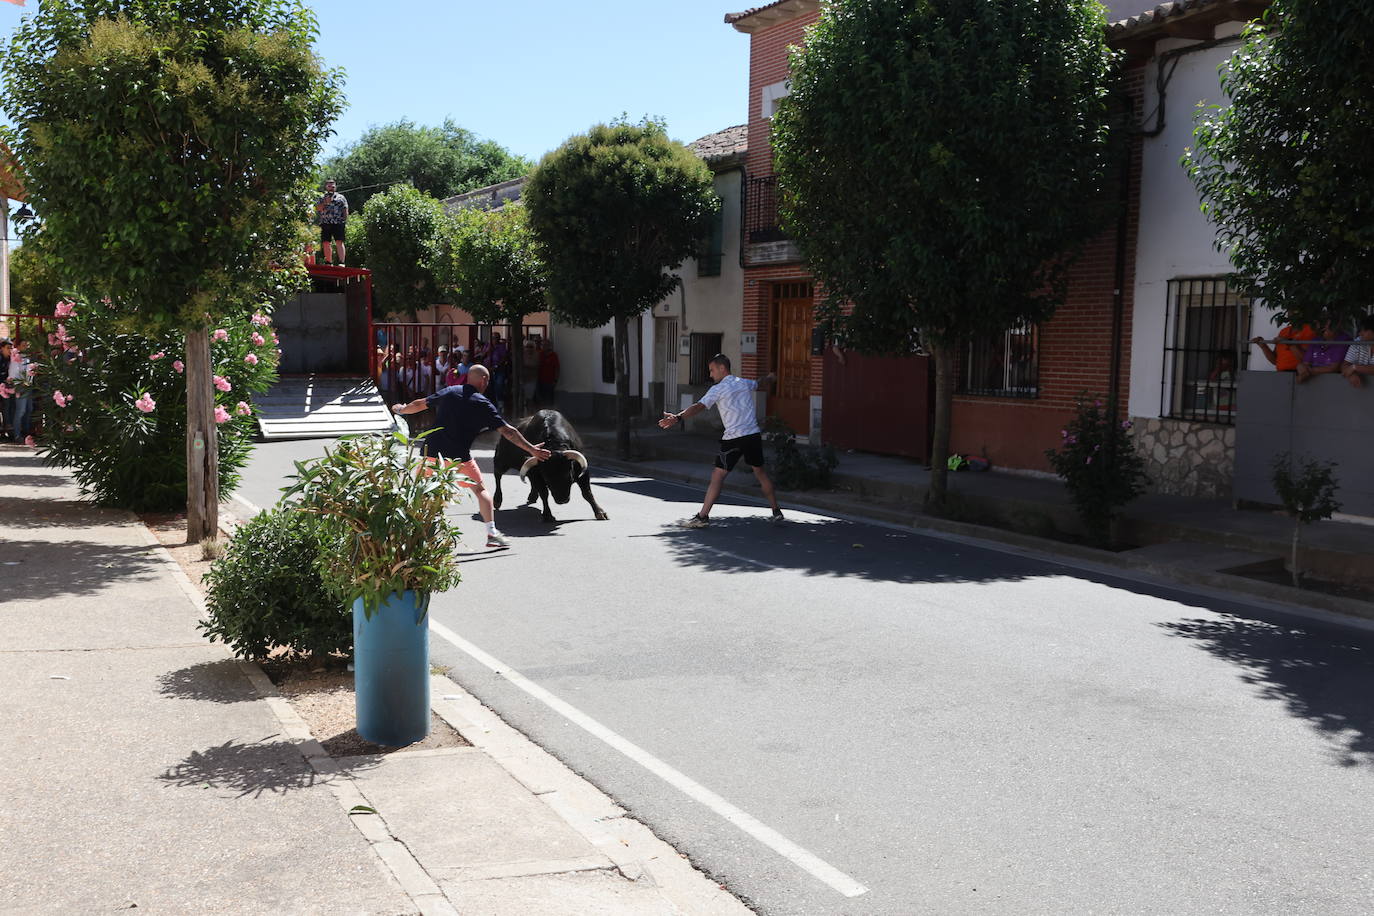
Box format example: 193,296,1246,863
1160,615,1374,768
4,497,131,530
158,660,259,705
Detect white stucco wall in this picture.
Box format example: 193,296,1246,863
1127,26,1260,421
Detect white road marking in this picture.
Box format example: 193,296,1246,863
427,617,870,899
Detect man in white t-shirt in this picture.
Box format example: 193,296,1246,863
658,353,783,528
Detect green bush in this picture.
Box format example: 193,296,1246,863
36,296,278,511
764,415,838,491
199,508,348,660
1044,395,1148,546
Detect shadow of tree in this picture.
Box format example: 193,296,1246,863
0,472,69,488
157,660,258,705
1,538,160,599
1160,615,1374,768
655,516,1045,586
1,496,132,529
159,738,379,797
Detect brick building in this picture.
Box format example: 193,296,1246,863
726,0,1275,481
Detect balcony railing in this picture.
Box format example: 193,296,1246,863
744,175,787,244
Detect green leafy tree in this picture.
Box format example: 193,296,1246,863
524,119,717,457
356,183,448,318
1186,2,1374,328
1,0,342,540
435,203,546,415
771,0,1118,509
323,119,530,213
1270,452,1340,589
9,231,63,316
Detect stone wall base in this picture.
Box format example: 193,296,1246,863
1133,417,1234,499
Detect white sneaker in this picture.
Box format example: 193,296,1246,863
678,514,710,529
485,532,510,549
770,511,785,525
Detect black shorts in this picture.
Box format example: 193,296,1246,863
320,222,346,243
715,432,765,471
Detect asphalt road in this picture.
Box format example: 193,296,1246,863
239,437,1374,916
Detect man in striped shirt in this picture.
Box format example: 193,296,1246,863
1339,314,1374,388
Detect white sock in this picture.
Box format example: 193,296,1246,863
485,521,498,536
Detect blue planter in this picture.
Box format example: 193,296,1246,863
353,590,430,747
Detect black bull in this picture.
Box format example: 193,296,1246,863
492,410,610,522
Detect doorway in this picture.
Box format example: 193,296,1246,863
769,280,814,434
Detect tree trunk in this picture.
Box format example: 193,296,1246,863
1290,522,1302,589
614,314,631,459
184,328,219,542
925,342,955,513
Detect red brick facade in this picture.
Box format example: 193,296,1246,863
737,9,1143,468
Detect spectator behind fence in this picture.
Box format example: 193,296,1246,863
536,338,560,407
1295,317,1351,384
1339,314,1374,388
1251,322,1315,371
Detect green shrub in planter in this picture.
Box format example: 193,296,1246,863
199,508,348,660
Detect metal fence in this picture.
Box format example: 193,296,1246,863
1161,277,1251,425
372,321,548,403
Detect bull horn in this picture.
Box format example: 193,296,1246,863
564,450,588,473
518,456,540,481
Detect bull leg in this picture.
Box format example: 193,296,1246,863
578,475,609,521
524,482,538,506
492,467,505,510
536,479,557,523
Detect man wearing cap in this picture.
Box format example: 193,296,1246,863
435,345,451,382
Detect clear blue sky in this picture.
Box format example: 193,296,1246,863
306,0,749,162
0,0,752,165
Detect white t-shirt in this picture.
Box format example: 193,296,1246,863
698,374,760,439
1348,339,1374,366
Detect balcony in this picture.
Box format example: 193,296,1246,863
743,176,801,266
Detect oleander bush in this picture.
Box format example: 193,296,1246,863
37,296,278,511
1045,395,1148,547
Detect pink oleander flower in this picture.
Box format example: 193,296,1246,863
1121,420,1132,430
26,364,36,376
243,352,259,365
250,332,266,346
213,405,231,424
172,360,184,374
235,401,252,416
135,393,156,413
272,333,280,345
53,391,70,407
48,333,60,347
251,312,270,326
24,435,35,447
149,351,165,361
213,375,232,392
213,328,229,341
54,300,76,318
1085,456,1093,465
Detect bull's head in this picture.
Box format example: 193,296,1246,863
520,449,587,504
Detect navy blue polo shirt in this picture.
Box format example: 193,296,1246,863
423,384,505,461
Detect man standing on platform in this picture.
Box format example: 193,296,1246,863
316,178,349,266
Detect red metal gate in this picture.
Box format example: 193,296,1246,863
821,347,932,460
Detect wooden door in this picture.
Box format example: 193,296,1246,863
769,281,814,434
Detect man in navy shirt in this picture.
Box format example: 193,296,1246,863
392,364,550,548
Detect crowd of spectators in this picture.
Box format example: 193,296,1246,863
376,332,559,415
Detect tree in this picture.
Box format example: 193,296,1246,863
771,0,1118,509
524,119,717,457
1,0,342,541
1186,2,1374,328
323,119,530,213
9,230,63,316
435,203,546,416
355,183,448,318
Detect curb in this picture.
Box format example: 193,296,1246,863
590,456,1374,627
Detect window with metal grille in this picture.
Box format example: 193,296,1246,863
697,198,725,277
688,332,723,386
1162,277,1252,424
960,321,1039,398
600,335,615,384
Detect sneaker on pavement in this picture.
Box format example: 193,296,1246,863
678,514,710,529
770,511,785,525
485,532,511,549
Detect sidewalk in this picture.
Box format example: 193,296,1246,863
577,422,1374,623
0,446,748,916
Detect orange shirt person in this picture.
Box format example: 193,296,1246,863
1251,324,1315,371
